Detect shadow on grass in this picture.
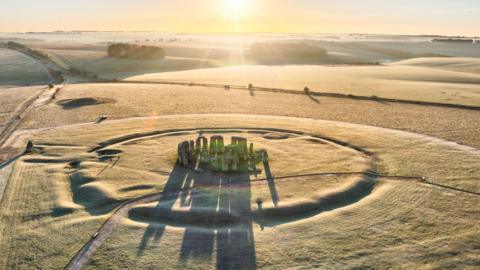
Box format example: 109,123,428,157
137,162,257,269
253,173,377,227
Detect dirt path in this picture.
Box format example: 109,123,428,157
0,85,64,148
64,191,168,270
0,88,45,147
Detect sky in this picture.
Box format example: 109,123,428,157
0,0,479,35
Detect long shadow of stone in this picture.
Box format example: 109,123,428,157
263,159,279,207
137,162,189,255
178,171,256,269
215,172,256,270
136,161,257,269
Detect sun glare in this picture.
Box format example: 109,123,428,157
223,0,251,19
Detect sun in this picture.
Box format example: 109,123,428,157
222,0,251,19
227,0,246,10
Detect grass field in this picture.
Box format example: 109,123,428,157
0,86,43,149
0,48,50,87
1,114,477,269
85,180,479,269
18,83,480,149
0,35,479,269
44,49,218,79
127,63,480,106
393,57,480,75
0,161,107,269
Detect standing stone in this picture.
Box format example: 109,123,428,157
189,140,196,164
232,136,248,160
221,154,229,172
195,137,202,151
179,141,190,166
178,143,183,163
210,135,224,154
25,141,34,154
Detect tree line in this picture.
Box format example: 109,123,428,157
107,43,166,60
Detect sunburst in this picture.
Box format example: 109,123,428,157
222,0,251,19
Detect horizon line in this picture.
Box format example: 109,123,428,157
0,30,478,38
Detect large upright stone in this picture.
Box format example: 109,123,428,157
189,140,196,163
178,141,191,167
25,141,34,154
232,136,248,160
210,135,224,154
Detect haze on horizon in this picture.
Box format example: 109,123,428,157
0,0,479,36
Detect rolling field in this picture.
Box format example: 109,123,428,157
0,35,479,269
18,83,480,149
0,114,478,269
44,49,218,79
0,86,43,142
0,160,107,269
393,57,480,75
127,63,480,106
0,48,51,87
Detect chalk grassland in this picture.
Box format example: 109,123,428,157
44,49,218,79
0,48,51,87
18,83,480,149
0,87,43,120
0,86,42,134
85,180,480,270
109,131,369,178
1,114,479,268
0,143,172,269
394,57,480,75
25,115,480,192
77,116,480,269
0,161,106,269
126,62,480,106
17,40,480,105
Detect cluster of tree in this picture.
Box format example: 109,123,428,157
107,43,166,60
249,42,327,64
7,41,49,60
432,38,474,43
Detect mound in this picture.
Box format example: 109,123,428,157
262,132,291,140
69,171,117,211
56,97,115,108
